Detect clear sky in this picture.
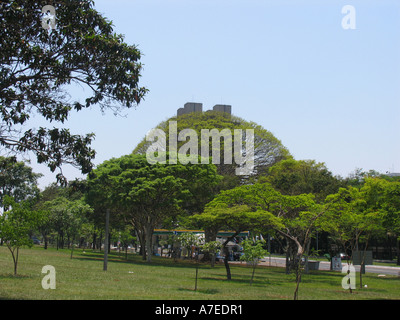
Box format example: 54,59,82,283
30,0,400,188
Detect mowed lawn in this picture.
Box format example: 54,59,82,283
0,246,399,300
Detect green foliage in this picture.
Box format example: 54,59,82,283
86,153,221,262
133,111,290,184
0,0,147,182
0,196,41,274
240,239,269,264
240,239,269,285
176,232,202,258
322,177,400,254
265,159,342,202
42,196,93,249
0,156,42,208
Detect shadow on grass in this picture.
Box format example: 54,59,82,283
200,274,274,287
177,287,220,295
0,273,32,280
74,251,218,270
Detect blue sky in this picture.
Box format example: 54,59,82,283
30,0,400,188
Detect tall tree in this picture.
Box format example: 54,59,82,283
191,184,282,280
86,153,221,262
192,182,322,300
44,196,92,249
0,0,147,183
322,181,385,290
265,159,342,202
133,111,290,187
0,156,42,210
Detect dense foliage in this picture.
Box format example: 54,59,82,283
0,0,147,183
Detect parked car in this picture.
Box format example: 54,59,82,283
32,237,41,245
339,253,349,260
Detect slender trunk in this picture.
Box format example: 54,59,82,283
250,263,257,286
7,245,19,276
14,248,19,276
222,233,239,280
195,248,199,291
92,233,97,251
397,239,400,266
293,272,301,300
223,244,231,280
135,227,146,261
359,239,369,289
211,253,216,268
145,224,153,263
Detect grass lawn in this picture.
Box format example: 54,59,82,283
0,245,399,300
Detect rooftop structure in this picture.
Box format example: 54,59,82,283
177,102,232,117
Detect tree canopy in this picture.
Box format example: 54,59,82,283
86,153,221,262
0,156,42,209
0,0,147,183
133,111,290,186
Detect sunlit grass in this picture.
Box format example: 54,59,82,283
0,246,399,300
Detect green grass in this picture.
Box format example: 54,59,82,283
0,245,399,300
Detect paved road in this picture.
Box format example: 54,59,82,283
254,256,400,276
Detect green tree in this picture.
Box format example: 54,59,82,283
86,153,221,262
0,156,42,210
193,182,322,300
377,179,400,265
240,239,269,285
192,197,279,280
0,0,147,183
265,159,342,202
116,225,136,260
201,240,221,267
322,181,385,290
176,232,202,259
0,196,41,275
133,111,290,187
44,196,92,250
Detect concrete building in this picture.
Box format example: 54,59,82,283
177,102,203,116
212,104,232,114
177,102,232,117
387,172,400,177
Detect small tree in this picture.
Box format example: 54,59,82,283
0,196,40,275
118,227,136,260
201,241,222,267
177,232,202,259
240,239,269,285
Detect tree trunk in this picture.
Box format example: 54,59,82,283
222,233,238,280
14,248,19,276
204,227,218,262
223,244,231,280
8,246,19,276
397,238,400,266
145,224,153,263
92,233,97,251
250,264,257,286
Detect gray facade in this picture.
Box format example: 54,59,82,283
177,102,203,116
177,102,232,117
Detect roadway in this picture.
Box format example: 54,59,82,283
252,256,400,276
